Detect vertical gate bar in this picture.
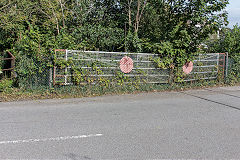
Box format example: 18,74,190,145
147,55,149,83
49,68,52,88
216,53,220,79
53,66,56,86
65,49,68,85
137,54,139,83
13,56,15,78
53,50,57,86
136,53,139,69
6,51,15,78
198,54,201,80
198,54,201,72
225,52,229,80
10,58,13,78
96,50,98,78
223,53,226,79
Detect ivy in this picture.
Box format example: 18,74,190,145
0,0,230,87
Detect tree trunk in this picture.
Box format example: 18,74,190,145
128,0,133,28
59,0,65,28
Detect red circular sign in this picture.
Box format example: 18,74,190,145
120,56,134,73
182,61,194,74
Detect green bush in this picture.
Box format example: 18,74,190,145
205,25,240,84
226,54,240,84
0,79,13,92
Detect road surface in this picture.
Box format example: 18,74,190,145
0,86,240,159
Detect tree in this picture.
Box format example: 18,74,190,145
0,0,229,55
126,0,148,33
139,0,229,66
0,0,231,85
205,25,240,83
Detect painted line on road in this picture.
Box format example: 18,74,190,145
180,91,240,111
0,134,103,145
204,88,240,99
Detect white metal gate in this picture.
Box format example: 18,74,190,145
53,50,169,85
53,50,227,85
184,53,226,81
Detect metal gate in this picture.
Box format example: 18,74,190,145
184,53,227,81
0,51,15,78
53,50,169,85
53,50,227,86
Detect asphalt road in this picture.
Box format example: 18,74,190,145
0,86,240,159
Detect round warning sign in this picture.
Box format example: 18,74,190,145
182,61,193,74
120,56,134,73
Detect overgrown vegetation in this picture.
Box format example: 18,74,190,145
1,0,239,101
0,80,231,102
205,25,240,84
0,79,13,92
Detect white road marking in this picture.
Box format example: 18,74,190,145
0,134,103,145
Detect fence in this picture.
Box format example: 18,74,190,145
0,50,230,90
52,50,227,86
225,53,240,83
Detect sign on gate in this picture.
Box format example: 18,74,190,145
120,56,134,73
183,61,193,74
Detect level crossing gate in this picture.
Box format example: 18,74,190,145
53,50,169,85
184,53,227,81
52,50,227,86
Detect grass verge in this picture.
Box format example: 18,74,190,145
1,80,239,102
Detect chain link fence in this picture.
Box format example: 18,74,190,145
17,63,51,90
226,54,240,83
11,54,52,90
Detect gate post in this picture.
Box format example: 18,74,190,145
224,52,229,82
49,67,53,88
